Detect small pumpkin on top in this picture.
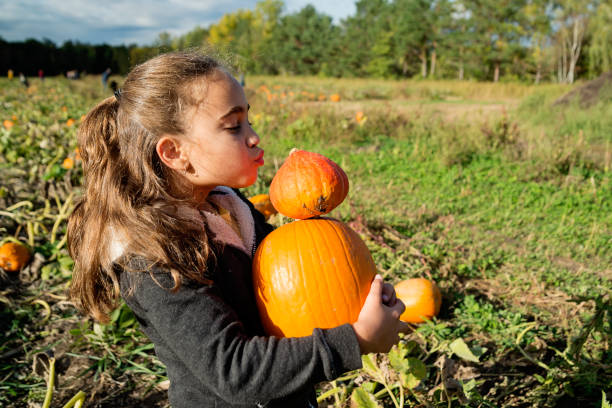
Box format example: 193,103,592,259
269,149,349,220
0,241,31,272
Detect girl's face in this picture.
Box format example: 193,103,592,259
181,70,263,201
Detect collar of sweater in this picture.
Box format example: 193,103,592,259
108,186,256,262
198,186,255,257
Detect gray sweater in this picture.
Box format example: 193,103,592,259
119,188,363,407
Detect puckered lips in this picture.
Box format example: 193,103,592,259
254,150,264,165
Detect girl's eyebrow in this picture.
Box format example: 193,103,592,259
218,104,250,120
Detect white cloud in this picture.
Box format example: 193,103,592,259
0,0,355,45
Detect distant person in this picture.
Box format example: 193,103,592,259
66,51,408,408
38,69,44,81
66,70,79,80
7,69,14,80
101,68,111,88
19,72,29,88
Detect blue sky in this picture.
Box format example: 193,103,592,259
0,0,356,46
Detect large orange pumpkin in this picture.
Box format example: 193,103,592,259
248,194,277,220
0,241,31,272
253,218,376,337
394,278,442,323
269,149,349,220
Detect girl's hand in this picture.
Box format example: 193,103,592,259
352,275,410,354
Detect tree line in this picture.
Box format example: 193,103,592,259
2,0,611,83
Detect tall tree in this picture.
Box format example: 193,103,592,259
442,1,472,80
523,0,553,83
461,0,528,82
267,5,339,75
392,0,434,78
173,26,209,50
587,0,612,76
339,0,393,77
207,0,282,73
427,0,454,78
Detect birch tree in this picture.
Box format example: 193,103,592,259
554,0,593,84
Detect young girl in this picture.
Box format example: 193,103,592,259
67,51,408,408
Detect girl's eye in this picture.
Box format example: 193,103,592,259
227,124,241,132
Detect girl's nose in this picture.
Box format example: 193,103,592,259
247,127,260,148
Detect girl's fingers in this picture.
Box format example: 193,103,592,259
390,298,405,319
398,321,411,334
381,282,395,305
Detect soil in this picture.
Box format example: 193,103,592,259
553,70,612,108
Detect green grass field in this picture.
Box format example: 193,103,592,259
1,75,610,407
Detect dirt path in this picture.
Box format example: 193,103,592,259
295,98,520,121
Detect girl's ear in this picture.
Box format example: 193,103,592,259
156,136,189,171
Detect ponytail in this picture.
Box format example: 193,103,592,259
68,97,125,322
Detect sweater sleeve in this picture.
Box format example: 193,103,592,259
123,271,362,406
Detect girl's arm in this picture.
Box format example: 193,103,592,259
122,270,362,406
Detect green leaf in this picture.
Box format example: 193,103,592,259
40,263,57,281
350,387,381,408
93,322,105,337
43,163,65,181
462,379,484,401
388,347,408,372
361,354,379,377
603,390,611,408
400,357,427,389
449,338,481,363
361,381,377,394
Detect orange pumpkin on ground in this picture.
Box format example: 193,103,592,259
394,278,442,323
0,241,31,272
62,157,74,169
3,119,14,129
248,194,277,220
269,149,349,220
329,94,341,102
253,217,376,337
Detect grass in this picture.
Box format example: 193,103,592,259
1,74,610,407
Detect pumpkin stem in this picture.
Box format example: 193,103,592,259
289,148,299,156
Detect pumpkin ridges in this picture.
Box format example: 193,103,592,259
296,220,319,333
314,218,350,327
326,218,361,322
253,218,376,337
